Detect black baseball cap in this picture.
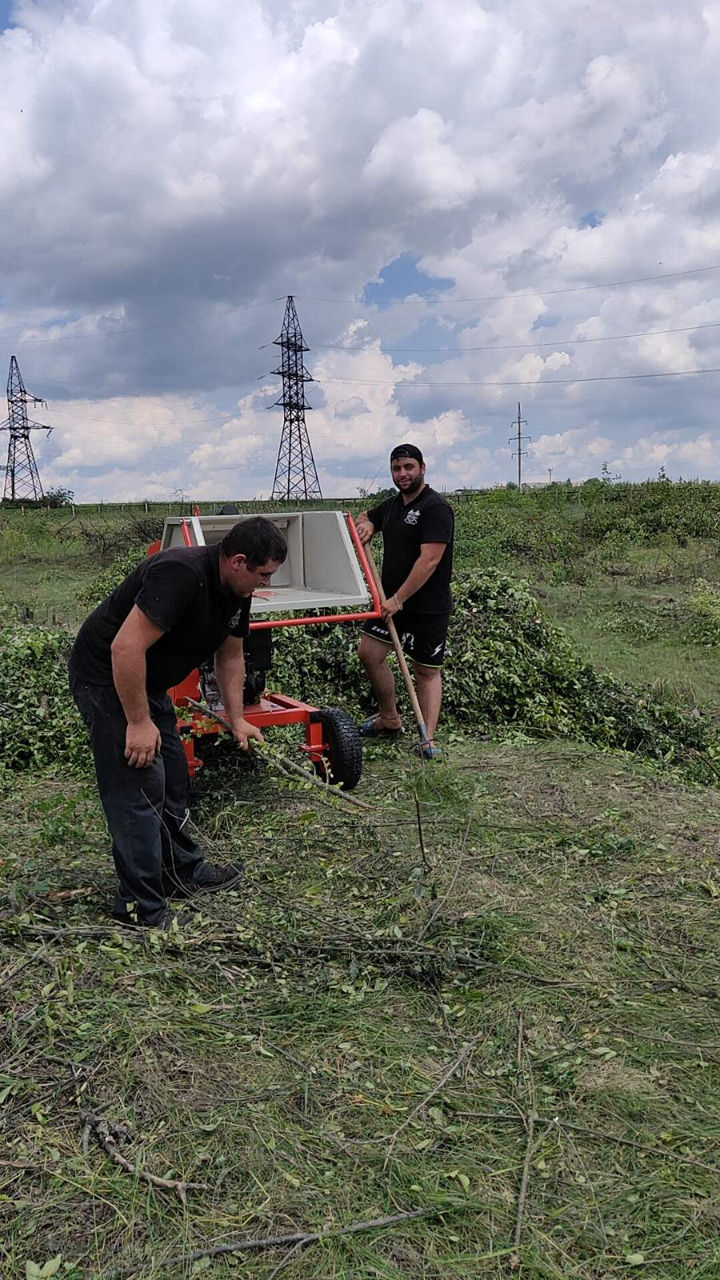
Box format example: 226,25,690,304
390,443,424,465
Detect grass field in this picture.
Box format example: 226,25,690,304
2,482,720,1277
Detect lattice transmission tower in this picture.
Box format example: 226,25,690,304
1,356,52,502
508,401,531,490
270,296,322,500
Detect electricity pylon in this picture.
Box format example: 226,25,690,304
1,356,52,501
270,296,322,500
508,402,531,490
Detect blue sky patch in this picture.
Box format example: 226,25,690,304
578,210,603,228
377,313,465,368
531,313,562,331
363,252,454,308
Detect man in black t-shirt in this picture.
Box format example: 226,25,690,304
69,517,287,929
356,444,454,759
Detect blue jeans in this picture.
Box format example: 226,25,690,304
69,673,204,923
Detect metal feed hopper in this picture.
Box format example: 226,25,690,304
156,510,381,790
160,511,370,618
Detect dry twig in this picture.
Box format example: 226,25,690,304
511,1012,537,1258
382,1031,484,1169
417,814,473,942
413,788,432,872
513,1112,535,1253
689,747,720,783
82,1111,209,1203
0,944,47,989
109,1206,443,1277
266,1240,307,1279
457,1110,720,1174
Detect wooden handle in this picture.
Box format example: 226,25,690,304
364,543,431,748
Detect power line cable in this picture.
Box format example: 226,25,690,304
31,316,720,412
48,405,260,429
296,262,720,306
318,366,720,389
33,375,271,426
2,264,719,348
36,363,720,431
314,319,720,354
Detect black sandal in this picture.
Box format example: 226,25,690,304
359,717,403,738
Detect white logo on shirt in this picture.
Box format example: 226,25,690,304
404,508,420,525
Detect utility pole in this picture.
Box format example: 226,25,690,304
270,296,322,501
508,402,531,490
1,356,52,502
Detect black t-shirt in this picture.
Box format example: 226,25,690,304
69,544,251,694
367,485,454,614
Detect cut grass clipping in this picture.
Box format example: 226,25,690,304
2,740,720,1276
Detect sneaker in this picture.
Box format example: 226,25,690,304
180,860,244,896
111,907,192,930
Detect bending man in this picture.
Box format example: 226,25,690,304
69,517,287,928
356,444,454,759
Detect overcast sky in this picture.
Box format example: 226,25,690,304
1,0,719,501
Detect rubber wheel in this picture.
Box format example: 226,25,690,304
313,707,363,791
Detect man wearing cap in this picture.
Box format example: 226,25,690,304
355,445,454,759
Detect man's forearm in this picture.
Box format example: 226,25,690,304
215,654,246,722
395,556,442,606
111,649,152,725
214,647,264,749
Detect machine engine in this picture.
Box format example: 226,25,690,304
198,628,273,710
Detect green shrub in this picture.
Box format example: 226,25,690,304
687,582,720,646
78,548,147,610
0,625,90,775
596,600,681,643
442,571,712,760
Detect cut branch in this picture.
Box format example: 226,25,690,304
382,1031,484,1168
184,697,374,811
82,1112,209,1203
110,1206,444,1277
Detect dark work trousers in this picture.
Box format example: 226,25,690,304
69,673,204,922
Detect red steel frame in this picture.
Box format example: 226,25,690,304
157,513,382,777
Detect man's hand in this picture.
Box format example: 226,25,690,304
355,516,375,545
229,716,265,751
125,719,162,769
381,593,403,623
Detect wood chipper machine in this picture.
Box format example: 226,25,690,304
149,510,381,790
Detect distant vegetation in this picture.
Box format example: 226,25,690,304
0,486,74,508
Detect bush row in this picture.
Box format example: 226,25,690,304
4,568,713,783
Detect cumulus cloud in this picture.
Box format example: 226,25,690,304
0,0,718,499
